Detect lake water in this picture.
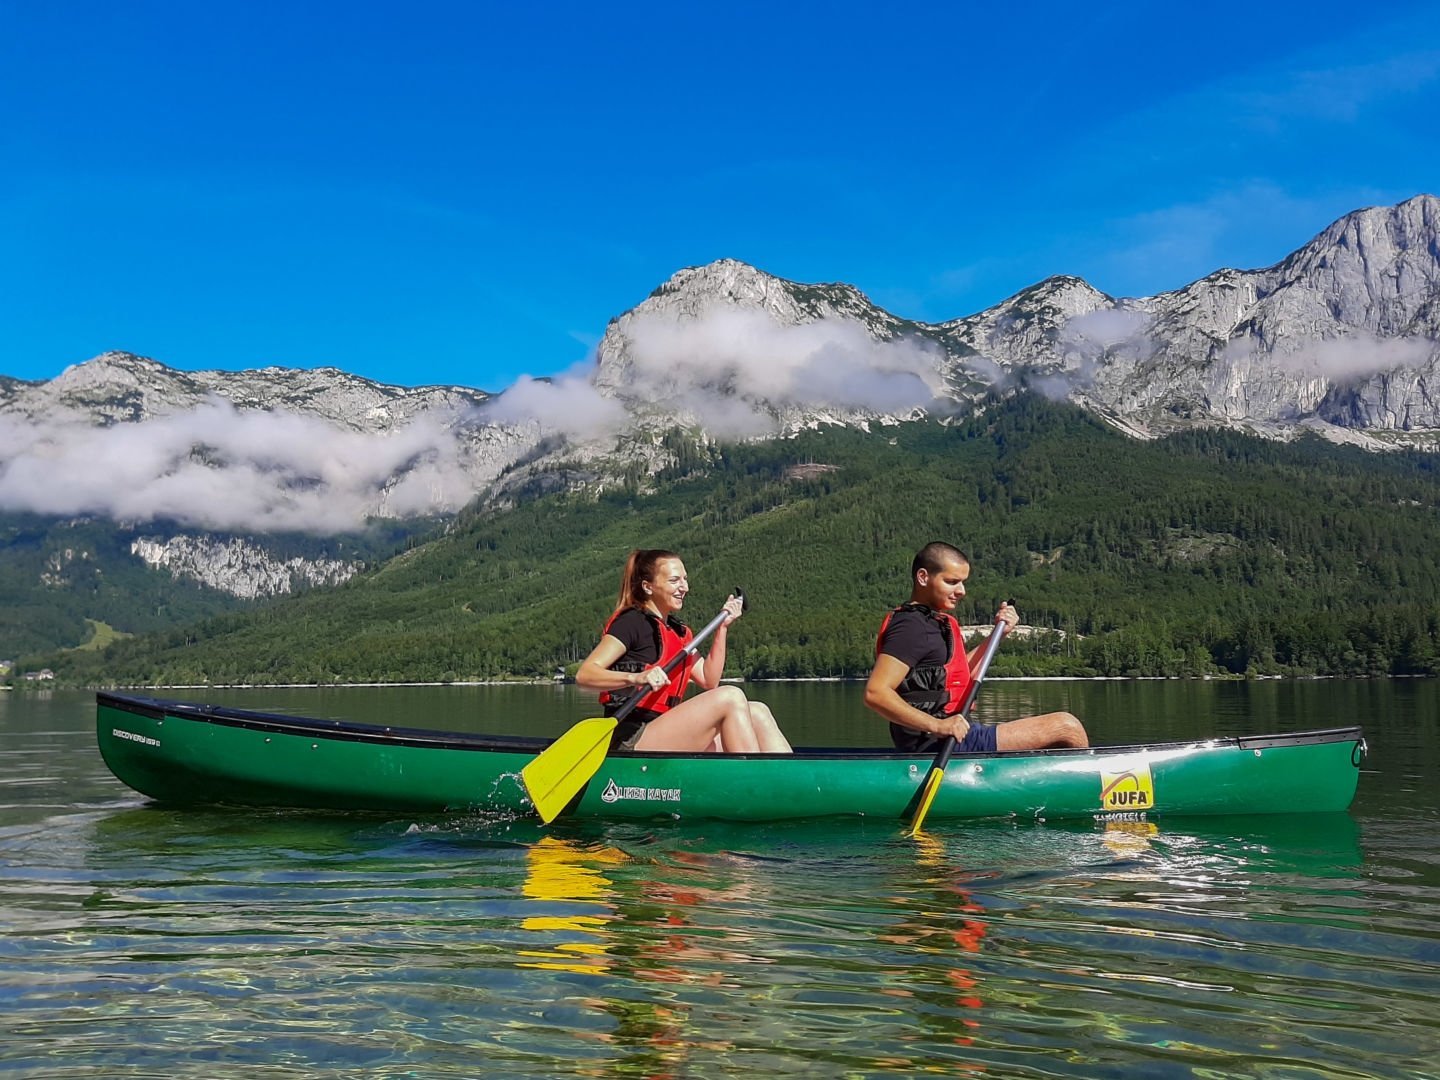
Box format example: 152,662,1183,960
3,680,1437,1077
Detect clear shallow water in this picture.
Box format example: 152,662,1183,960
2,682,1437,1078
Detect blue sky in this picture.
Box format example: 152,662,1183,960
3,0,1437,391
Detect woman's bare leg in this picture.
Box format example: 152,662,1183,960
745,701,792,753
634,686,759,752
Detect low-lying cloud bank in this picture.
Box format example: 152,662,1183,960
0,400,477,534
478,363,628,441
478,309,950,440
620,308,947,436
6,308,1435,536
1227,332,1437,379
3,308,952,535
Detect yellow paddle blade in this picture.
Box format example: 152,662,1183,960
906,765,946,837
521,717,618,824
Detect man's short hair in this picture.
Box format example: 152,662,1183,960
911,541,970,580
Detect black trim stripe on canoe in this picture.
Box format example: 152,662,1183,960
98,691,1364,762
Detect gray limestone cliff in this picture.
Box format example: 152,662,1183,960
130,536,362,599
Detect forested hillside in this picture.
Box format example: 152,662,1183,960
28,396,1440,685
0,513,247,657
0,514,423,658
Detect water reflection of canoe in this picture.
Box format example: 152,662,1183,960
96,692,1365,823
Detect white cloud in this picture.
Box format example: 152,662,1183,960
621,306,944,431
0,310,955,533
0,399,477,534
1031,307,1156,399
1095,183,1346,288
1230,50,1440,125
1063,308,1154,350
480,364,628,441
1233,333,1437,380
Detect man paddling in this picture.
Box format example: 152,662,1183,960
864,541,1088,753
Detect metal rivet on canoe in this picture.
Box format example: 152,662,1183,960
312,743,318,749
1254,749,1262,757
973,764,983,773
265,737,270,743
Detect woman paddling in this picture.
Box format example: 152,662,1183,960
576,549,793,753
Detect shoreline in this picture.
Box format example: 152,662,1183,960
48,673,1410,691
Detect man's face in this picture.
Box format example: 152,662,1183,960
917,556,969,612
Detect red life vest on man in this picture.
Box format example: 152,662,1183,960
875,603,973,716
598,608,696,715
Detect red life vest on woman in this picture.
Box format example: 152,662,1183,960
874,603,973,716
598,608,696,715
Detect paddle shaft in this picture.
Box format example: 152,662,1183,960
608,588,743,724
906,612,1010,836
927,615,1009,776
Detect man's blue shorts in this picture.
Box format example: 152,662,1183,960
956,721,998,753
899,721,998,755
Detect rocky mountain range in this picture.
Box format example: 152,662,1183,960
2,194,1437,641
595,194,1440,447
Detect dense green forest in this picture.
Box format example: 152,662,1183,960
0,514,245,657
19,395,1440,685
0,514,431,658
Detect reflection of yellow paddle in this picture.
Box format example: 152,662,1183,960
522,593,742,824
907,616,1009,837
518,836,628,974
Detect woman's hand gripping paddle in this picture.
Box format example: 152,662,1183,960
905,612,1010,837
521,589,746,824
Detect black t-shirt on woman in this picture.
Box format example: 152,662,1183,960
605,607,667,666
602,607,689,748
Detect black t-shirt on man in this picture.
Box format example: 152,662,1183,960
877,608,949,670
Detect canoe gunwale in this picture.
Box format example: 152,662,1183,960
97,690,1365,762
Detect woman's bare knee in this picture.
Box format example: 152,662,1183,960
714,684,748,711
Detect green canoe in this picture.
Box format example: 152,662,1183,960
95,692,1365,823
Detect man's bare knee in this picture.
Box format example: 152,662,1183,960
1057,711,1088,748
998,711,1089,752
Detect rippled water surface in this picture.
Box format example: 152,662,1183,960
3,682,1437,1077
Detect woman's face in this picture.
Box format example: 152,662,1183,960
645,557,689,614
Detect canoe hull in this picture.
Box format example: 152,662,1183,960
96,693,1364,822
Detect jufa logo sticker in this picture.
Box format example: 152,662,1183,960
1100,758,1155,811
